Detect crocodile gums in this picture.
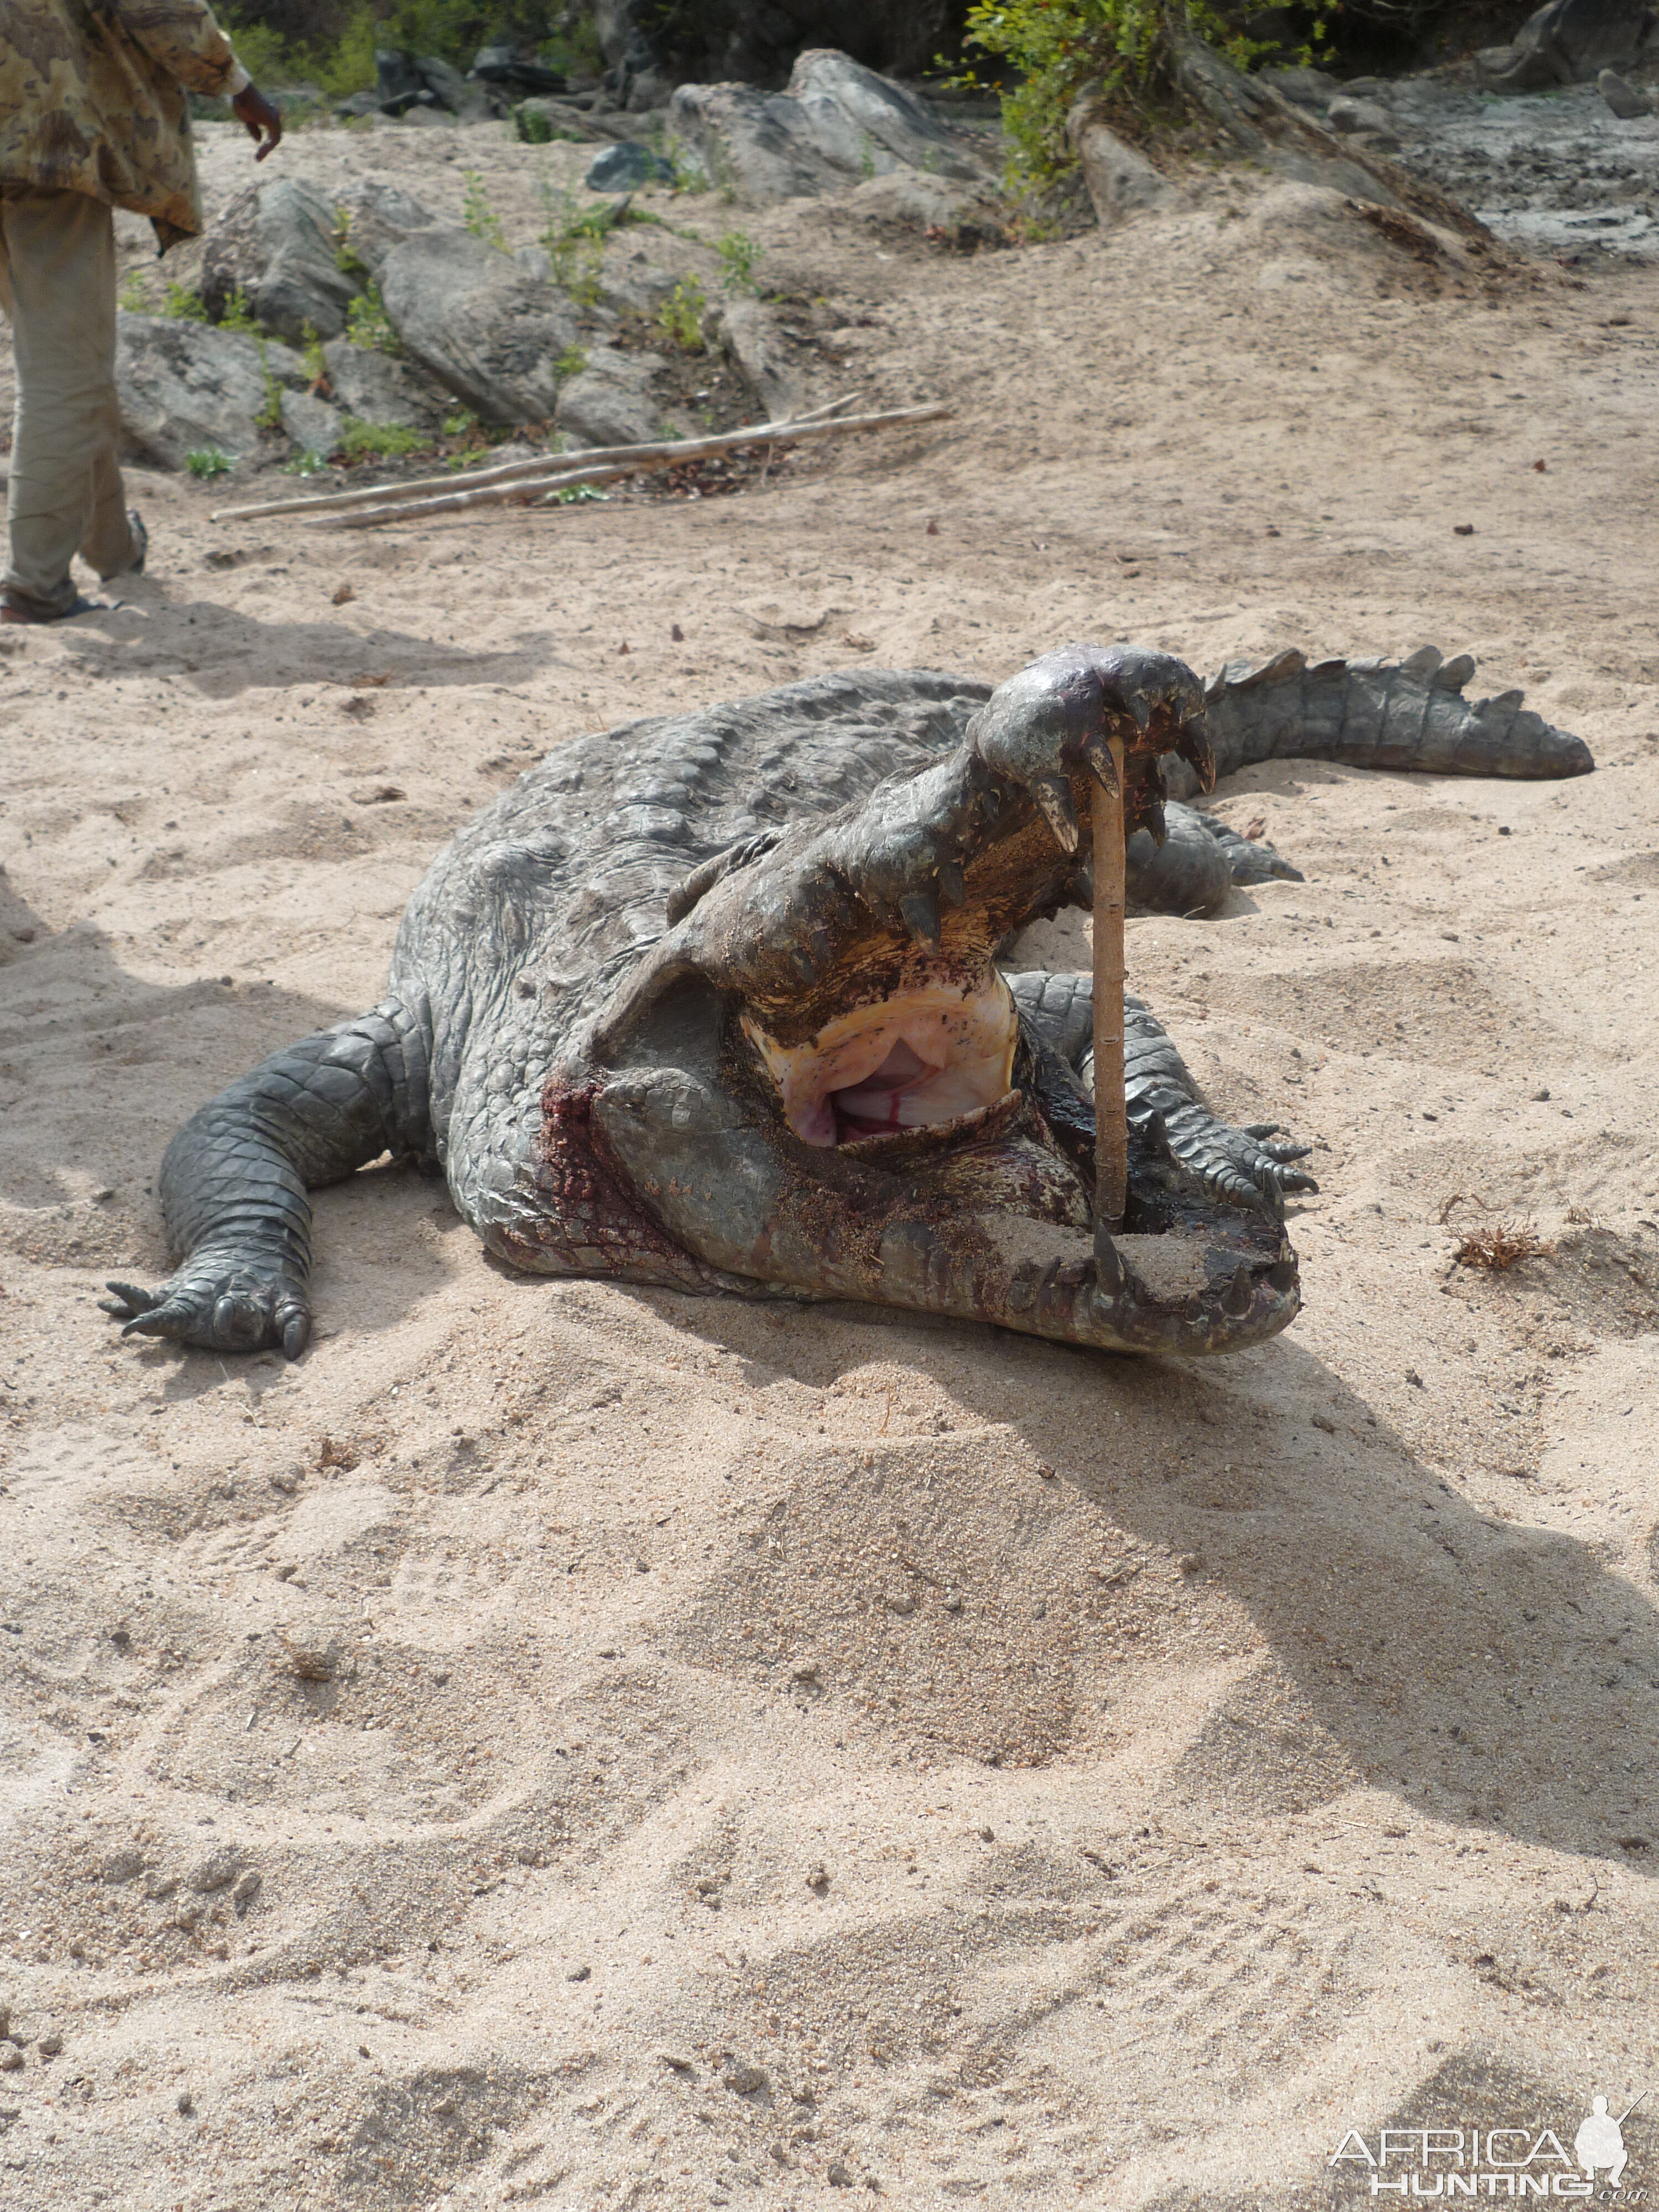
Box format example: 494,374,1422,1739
102,641,1592,1363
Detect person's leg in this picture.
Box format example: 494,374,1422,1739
1,186,140,618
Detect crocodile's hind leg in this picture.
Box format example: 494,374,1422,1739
100,1000,431,1357
1005,970,1318,1213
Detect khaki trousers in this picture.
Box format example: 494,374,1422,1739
0,185,140,616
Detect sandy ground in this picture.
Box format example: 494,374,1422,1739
4,116,1659,2211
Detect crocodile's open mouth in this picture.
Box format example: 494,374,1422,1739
740,961,1019,1148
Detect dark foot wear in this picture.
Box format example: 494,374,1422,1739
127,510,147,576
0,593,104,624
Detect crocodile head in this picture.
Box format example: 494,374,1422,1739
528,646,1300,1358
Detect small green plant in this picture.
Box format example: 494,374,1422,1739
185,448,234,478
549,483,608,504
656,275,706,353
858,133,878,181
119,270,150,312
442,408,482,438
660,137,708,194
218,285,259,335
164,282,209,322
515,102,576,144
283,448,329,476
334,208,369,282
337,418,425,461
716,231,761,294
301,320,328,388
255,342,285,431
346,283,399,354
555,345,588,378
462,170,506,249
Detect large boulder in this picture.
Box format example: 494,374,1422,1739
716,298,801,420
320,338,446,428
116,315,309,469
200,178,362,345
1478,0,1654,90
592,0,962,93
666,49,992,205
1066,96,1178,226
377,227,580,425
555,347,667,447
332,181,443,282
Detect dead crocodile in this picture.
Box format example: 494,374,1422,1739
102,641,1591,1363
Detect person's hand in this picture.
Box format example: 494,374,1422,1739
231,85,282,161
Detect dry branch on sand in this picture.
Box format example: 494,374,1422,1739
1439,1193,1551,1271
209,401,953,532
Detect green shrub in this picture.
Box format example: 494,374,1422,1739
283,448,329,476
550,483,608,504
119,270,150,312
185,448,234,478
346,284,400,353
164,283,208,322
555,345,588,378
301,321,328,387
255,343,285,430
656,276,706,353
218,285,259,335
716,231,761,294
337,418,426,460
954,0,1324,189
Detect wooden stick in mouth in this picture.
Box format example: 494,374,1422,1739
1092,739,1128,1235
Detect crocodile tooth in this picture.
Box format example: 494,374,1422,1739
1094,1222,1125,1295
1223,1262,1253,1317
1081,733,1120,797
1029,774,1080,854
1269,1256,1297,1294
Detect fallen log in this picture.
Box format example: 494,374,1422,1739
208,395,861,524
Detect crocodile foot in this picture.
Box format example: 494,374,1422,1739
100,1245,311,1357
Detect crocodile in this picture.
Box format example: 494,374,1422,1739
101,640,1592,1364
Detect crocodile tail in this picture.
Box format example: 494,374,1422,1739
1161,645,1595,794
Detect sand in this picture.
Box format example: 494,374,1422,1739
3,116,1659,2210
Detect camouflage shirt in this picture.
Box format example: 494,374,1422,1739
0,1,248,250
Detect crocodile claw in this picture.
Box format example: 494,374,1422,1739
101,1260,311,1358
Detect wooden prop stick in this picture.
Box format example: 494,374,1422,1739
1092,740,1128,1233
206,396,868,525
300,404,954,530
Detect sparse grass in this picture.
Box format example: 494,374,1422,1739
283,448,330,476
255,342,286,431
218,286,259,336
337,419,426,461
164,283,209,322
462,170,507,250
185,448,234,478
656,276,707,353
556,345,588,378
549,483,608,504
301,321,328,388
119,271,150,312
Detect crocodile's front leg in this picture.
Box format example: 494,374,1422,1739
100,1000,431,1357
1006,970,1318,1214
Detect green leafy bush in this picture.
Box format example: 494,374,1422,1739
716,231,761,293
164,283,209,322
555,345,589,378
656,276,706,353
346,284,400,354
218,286,259,335
283,448,330,476
462,170,506,249
185,448,234,478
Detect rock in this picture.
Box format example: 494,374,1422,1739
805,1863,830,1892
473,44,566,98
373,48,432,117
716,298,800,421
566,1963,591,1981
333,182,442,283
587,142,676,192
416,54,492,122
723,2059,769,2095
320,338,442,429
280,389,344,456
186,1848,243,1895
1598,65,1656,114
666,48,989,205
1479,0,1653,90
942,1588,963,1613
0,2047,20,2073
116,314,309,470
556,346,667,447
38,2032,61,2058
101,1847,144,1884
201,178,363,346
1327,96,1394,135
1067,97,1178,227
276,1629,341,1681
841,171,995,233
144,1871,178,1900
1260,65,1340,107
232,1870,262,1916
176,2090,195,2115
378,227,578,425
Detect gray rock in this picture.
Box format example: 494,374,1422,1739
416,54,492,121
116,314,308,470
186,1848,244,1895
232,1870,262,1916
333,181,442,284
1598,65,1657,114
320,338,443,428
1260,65,1340,107
716,298,801,420
1327,96,1394,135
556,346,667,447
1066,98,1178,226
666,47,989,205
201,178,362,346
280,388,345,455
378,227,580,425
1479,0,1652,90
587,142,676,191
841,171,993,231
